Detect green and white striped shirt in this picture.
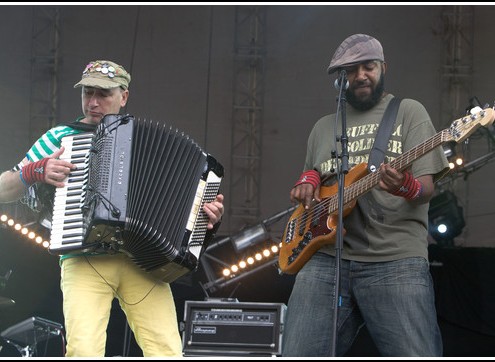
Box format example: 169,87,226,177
15,117,88,213
26,119,86,162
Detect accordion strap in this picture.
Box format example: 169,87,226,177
61,119,98,132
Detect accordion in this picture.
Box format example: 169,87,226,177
48,114,224,283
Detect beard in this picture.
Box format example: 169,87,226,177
345,73,385,111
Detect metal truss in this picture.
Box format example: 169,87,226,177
228,6,267,234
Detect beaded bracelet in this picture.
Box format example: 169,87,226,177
391,171,423,200
293,169,320,189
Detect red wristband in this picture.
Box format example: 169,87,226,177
391,171,422,200
294,170,320,189
20,158,49,186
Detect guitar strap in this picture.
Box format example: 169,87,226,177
367,96,402,173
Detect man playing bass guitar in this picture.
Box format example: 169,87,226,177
281,34,450,357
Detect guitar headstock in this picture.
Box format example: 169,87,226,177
448,107,495,144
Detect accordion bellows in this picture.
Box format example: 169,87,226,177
49,114,224,283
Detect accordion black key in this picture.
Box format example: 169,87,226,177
49,114,224,283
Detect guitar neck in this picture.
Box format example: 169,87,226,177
327,129,451,213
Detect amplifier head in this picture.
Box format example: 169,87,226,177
181,299,286,357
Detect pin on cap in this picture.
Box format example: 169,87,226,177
74,60,131,89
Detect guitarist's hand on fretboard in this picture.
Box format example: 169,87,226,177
379,163,434,204
378,163,405,193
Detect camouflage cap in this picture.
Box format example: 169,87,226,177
327,34,384,74
74,60,131,89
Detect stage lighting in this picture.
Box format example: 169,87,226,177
428,190,465,246
442,141,464,170
230,223,269,253
443,141,457,159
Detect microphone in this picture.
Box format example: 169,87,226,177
334,76,349,90
334,69,349,90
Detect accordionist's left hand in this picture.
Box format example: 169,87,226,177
203,194,224,229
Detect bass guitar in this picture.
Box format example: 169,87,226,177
278,107,495,274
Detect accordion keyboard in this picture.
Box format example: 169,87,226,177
49,132,93,253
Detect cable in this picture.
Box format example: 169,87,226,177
84,256,157,306
60,329,66,356
124,5,141,115
203,5,214,149
123,321,131,357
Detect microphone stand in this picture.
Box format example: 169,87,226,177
330,69,349,356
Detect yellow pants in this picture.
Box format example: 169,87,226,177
60,253,183,357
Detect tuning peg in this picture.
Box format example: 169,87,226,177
469,106,483,115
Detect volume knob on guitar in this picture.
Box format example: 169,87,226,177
301,232,312,246
289,232,313,265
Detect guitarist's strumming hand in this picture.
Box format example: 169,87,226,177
290,169,321,210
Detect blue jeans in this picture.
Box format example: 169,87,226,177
282,253,443,357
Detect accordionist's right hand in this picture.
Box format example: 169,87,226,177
203,194,224,229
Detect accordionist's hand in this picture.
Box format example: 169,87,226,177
203,194,224,229
20,147,76,188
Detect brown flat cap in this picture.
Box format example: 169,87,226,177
327,34,384,74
